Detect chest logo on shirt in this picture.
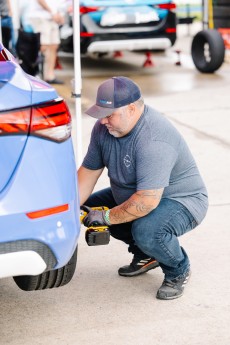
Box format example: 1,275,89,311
124,155,131,168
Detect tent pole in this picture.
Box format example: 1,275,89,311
72,0,83,168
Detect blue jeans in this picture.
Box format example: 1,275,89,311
85,188,198,280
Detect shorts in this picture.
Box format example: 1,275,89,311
31,18,60,45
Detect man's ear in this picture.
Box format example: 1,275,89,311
128,103,136,115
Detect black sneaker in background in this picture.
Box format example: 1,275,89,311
45,78,64,85
156,270,191,300
118,256,159,277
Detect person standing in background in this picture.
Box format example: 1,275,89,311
0,0,14,51
28,0,65,84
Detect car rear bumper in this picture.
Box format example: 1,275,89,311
0,137,80,272
87,37,172,53
0,240,56,278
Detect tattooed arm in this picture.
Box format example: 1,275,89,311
109,188,164,224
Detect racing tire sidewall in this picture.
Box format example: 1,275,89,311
191,29,225,73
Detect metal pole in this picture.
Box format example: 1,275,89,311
72,0,83,168
203,0,209,30
186,4,190,36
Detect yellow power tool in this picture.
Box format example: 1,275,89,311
80,206,110,246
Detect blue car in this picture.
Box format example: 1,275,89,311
0,44,80,291
61,0,177,55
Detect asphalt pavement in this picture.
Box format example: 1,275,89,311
1,23,230,345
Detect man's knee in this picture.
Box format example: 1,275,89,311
131,219,160,254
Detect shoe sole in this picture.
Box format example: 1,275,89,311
156,292,183,300
118,262,159,277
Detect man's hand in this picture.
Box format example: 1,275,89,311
81,206,110,227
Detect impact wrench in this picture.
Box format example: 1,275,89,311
80,206,110,246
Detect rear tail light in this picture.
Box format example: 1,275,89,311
80,6,104,36
80,32,95,37
155,2,177,32
157,3,176,10
0,98,72,142
166,28,176,33
0,108,30,134
31,98,72,142
80,6,99,14
0,48,12,62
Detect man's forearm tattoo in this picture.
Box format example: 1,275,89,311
111,189,163,223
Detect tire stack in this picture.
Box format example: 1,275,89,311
213,0,230,29
213,0,230,50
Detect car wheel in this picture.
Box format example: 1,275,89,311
191,29,225,73
13,246,78,291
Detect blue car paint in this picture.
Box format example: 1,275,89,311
0,62,31,192
88,6,161,24
0,61,58,111
0,136,28,192
90,7,166,23
0,46,80,271
0,61,58,194
0,200,79,268
156,9,168,19
0,137,77,214
0,134,80,268
28,74,59,105
0,62,32,110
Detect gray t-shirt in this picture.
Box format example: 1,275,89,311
83,105,208,224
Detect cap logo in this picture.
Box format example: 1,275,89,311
99,99,112,105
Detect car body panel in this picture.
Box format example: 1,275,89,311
0,136,28,193
0,59,58,194
28,74,59,105
0,44,80,279
0,60,58,112
0,61,31,192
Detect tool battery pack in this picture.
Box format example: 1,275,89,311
85,228,110,246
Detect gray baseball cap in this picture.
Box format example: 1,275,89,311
85,76,141,119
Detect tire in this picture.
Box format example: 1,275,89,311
191,29,225,73
213,6,230,17
13,246,78,291
213,1,230,5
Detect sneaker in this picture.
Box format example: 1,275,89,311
118,256,159,277
156,270,191,300
45,78,64,85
